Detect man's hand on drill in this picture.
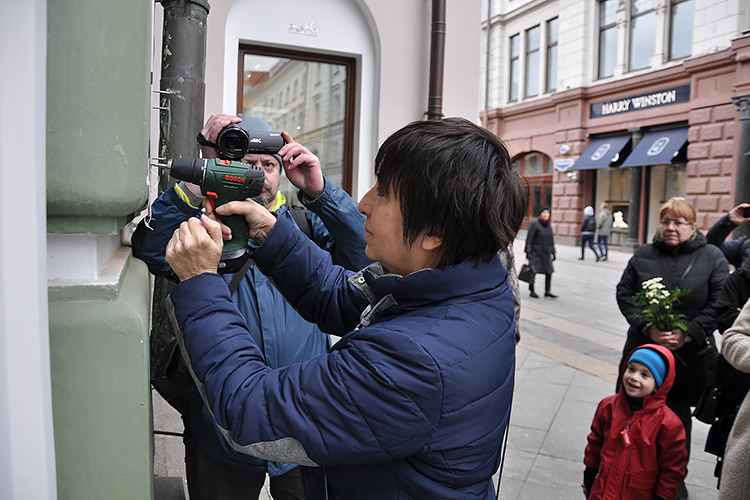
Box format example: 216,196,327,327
216,200,278,244
166,215,224,281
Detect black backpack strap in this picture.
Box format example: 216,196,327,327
289,204,314,240
227,257,253,296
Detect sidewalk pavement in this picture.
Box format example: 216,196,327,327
153,237,722,500
495,237,719,500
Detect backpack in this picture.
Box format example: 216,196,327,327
584,217,597,233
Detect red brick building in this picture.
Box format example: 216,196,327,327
482,35,750,247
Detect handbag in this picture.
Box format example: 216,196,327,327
518,261,535,283
693,354,750,424
694,384,721,424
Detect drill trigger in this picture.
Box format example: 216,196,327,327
205,191,218,213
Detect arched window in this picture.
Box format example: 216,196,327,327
513,152,553,227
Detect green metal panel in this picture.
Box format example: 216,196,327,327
48,257,153,500
46,0,151,222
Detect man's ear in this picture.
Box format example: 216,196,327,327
420,233,443,252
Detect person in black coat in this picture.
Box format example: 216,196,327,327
524,206,557,298
706,203,750,268
616,197,729,500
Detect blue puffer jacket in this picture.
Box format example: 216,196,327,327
132,179,370,476
170,216,517,499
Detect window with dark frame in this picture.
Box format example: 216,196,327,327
237,45,357,198
509,34,520,102
546,17,558,93
513,153,553,223
598,0,618,79
525,25,540,98
669,0,693,60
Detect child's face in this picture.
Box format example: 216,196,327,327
623,361,658,398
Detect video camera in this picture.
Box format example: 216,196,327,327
199,123,285,161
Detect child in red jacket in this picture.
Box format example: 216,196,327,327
583,344,688,500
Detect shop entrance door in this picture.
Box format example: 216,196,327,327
513,152,553,230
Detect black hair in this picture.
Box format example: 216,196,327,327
374,117,527,268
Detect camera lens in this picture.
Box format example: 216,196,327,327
216,124,250,160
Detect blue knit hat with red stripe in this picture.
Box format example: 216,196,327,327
628,347,667,387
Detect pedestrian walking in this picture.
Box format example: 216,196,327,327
597,202,613,261
580,206,600,261
524,206,558,298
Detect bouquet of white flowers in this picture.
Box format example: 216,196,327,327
629,277,691,332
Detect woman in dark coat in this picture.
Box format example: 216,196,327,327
524,206,557,298
616,197,729,500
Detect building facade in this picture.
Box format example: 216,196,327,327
481,0,750,245
1,1,484,499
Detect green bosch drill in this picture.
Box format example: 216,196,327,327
166,158,265,262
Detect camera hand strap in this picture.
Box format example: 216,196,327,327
196,132,219,150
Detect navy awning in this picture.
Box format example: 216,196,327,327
621,128,688,167
570,136,632,170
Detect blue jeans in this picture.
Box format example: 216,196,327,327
581,234,599,259
597,235,609,259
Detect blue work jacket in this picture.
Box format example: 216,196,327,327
132,179,370,475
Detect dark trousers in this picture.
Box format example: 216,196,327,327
184,434,307,500
529,273,552,293
597,235,609,258
581,234,599,259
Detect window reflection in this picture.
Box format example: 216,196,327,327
630,0,656,70
240,51,354,198
525,26,540,98
599,0,618,78
669,0,693,60
509,34,520,102
546,18,558,92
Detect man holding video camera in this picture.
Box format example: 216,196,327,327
162,117,525,499
132,113,371,500
706,202,750,267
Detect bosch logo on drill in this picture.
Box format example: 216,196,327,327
225,174,245,183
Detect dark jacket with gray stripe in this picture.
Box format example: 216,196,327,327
170,216,517,500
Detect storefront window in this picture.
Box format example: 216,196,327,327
514,152,552,226
238,46,356,198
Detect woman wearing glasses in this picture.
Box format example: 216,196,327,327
614,197,728,499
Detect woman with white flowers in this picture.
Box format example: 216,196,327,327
615,197,728,500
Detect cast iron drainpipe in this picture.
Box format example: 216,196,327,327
426,0,446,120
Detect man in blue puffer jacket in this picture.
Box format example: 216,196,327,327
164,117,527,499
132,114,371,500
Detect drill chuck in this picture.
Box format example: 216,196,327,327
167,158,208,185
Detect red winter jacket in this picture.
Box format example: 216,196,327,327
584,345,687,500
